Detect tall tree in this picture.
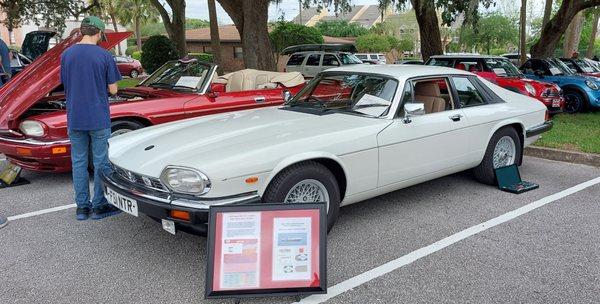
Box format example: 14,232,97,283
148,0,187,57
530,0,600,58
98,0,122,53
563,11,584,57
207,0,222,74
587,10,600,58
541,0,553,29
519,0,527,64
117,0,158,51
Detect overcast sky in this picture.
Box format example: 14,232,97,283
185,0,547,24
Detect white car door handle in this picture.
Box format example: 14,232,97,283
254,97,266,103
449,114,463,122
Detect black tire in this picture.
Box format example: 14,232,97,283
473,126,522,185
130,69,139,78
263,161,341,232
563,89,587,113
110,120,145,137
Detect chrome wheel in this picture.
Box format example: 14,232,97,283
130,70,139,78
493,136,516,168
111,129,133,137
284,179,330,212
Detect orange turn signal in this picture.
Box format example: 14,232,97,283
16,148,32,156
245,176,259,184
52,147,68,154
170,210,190,221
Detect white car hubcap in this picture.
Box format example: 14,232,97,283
493,136,516,168
284,179,330,212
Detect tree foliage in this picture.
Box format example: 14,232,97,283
0,0,99,33
269,21,324,54
459,12,518,54
314,20,368,37
140,35,179,73
355,34,393,53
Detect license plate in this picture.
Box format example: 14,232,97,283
105,186,138,217
552,99,561,107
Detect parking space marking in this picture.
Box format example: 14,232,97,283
295,176,600,304
7,204,76,221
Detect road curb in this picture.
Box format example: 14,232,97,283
525,146,600,167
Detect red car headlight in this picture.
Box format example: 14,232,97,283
19,120,47,137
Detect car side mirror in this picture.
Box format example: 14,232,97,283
402,103,425,124
282,90,292,102
207,91,219,98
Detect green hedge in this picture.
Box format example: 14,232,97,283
132,51,142,61
188,52,214,62
141,35,179,73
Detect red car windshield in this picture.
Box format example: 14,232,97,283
483,58,522,77
140,60,213,91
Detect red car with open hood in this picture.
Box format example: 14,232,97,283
0,31,305,172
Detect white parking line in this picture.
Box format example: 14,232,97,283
7,204,76,221
295,176,600,304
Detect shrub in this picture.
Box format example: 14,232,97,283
125,45,137,56
188,52,214,62
355,34,393,53
269,21,324,54
132,51,142,61
141,35,179,73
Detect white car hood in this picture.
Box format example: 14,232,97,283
109,107,391,180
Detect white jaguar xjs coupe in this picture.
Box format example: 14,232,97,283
102,65,552,235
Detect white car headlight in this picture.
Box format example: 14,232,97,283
160,166,211,195
585,80,599,90
19,120,46,137
524,83,536,96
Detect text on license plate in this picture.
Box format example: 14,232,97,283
552,99,561,107
106,186,139,217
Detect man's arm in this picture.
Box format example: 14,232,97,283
108,83,118,95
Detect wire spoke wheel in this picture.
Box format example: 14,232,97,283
284,179,330,212
493,136,516,169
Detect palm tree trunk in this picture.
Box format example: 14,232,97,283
519,0,527,65
111,13,122,54
586,12,599,58
135,16,142,51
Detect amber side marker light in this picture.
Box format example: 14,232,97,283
16,148,32,156
52,147,67,154
245,176,259,184
170,210,190,221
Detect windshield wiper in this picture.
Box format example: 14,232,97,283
147,82,173,89
171,85,197,91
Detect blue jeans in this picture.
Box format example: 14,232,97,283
68,128,111,209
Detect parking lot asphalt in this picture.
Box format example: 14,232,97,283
1,156,599,304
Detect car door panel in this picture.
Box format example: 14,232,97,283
377,108,471,187
183,88,284,118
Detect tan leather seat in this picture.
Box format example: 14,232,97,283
222,69,305,92
414,82,445,114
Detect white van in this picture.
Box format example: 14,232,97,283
282,44,364,78
355,53,387,64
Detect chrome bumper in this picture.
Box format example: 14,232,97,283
526,121,553,138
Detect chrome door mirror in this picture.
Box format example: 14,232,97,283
282,90,293,102
402,103,425,124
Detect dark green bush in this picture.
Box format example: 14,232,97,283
188,52,214,62
141,35,179,73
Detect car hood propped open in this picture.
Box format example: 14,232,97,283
0,31,131,132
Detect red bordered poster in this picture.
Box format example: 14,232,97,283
205,203,327,298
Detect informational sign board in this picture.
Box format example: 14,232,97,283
205,203,327,299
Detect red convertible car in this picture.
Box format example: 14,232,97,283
0,31,305,173
426,55,565,114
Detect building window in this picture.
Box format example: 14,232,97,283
234,47,243,59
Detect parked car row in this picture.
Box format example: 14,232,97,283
0,36,555,235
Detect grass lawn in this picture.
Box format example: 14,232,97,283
533,112,600,154
117,78,142,89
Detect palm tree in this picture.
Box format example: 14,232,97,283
116,0,158,51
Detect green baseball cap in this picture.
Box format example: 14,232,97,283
81,16,107,41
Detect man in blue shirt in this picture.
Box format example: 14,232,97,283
61,16,122,220
0,37,11,87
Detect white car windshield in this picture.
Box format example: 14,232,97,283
287,73,398,117
140,60,212,91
